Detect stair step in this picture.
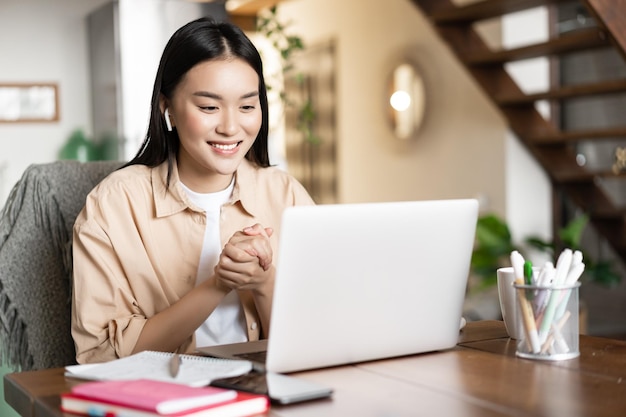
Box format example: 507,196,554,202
557,170,626,183
528,127,626,144
497,78,626,105
590,207,626,219
427,0,574,24
464,27,609,65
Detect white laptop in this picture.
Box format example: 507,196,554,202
198,199,478,374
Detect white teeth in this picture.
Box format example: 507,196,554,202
211,142,238,151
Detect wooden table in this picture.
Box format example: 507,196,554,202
5,321,626,416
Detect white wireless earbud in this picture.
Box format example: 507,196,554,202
164,108,173,132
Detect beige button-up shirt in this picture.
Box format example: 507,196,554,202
71,159,314,364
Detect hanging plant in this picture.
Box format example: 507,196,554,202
256,6,319,145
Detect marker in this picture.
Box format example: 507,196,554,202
524,260,535,303
564,262,585,286
553,249,573,286
570,250,583,270
524,260,534,286
553,262,585,320
537,262,555,287
533,262,555,319
539,249,574,344
510,251,525,282
510,251,541,353
540,310,572,354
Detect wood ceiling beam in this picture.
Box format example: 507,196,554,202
227,0,285,16
227,0,288,31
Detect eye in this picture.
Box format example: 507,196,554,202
241,105,256,111
199,105,218,112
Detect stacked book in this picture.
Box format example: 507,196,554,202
61,379,269,417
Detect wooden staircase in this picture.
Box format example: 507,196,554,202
410,0,626,261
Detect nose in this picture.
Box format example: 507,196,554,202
216,109,238,136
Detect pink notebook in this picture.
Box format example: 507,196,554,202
70,379,237,414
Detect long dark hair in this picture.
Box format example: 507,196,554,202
124,17,270,185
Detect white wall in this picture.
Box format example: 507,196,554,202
277,0,508,214
503,8,553,253
0,0,109,206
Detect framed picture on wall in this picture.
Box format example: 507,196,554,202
0,83,59,123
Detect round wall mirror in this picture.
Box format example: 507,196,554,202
387,62,426,140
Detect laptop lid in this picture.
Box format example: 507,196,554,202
264,198,478,373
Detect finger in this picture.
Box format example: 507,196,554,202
215,255,267,289
216,268,268,291
229,234,273,271
243,223,263,235
221,242,258,264
243,224,271,239
223,241,273,272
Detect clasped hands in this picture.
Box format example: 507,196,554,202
214,223,274,293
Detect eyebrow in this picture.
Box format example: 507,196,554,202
192,91,259,100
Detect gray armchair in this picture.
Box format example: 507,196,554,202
0,160,121,370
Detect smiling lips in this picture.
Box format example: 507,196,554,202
210,141,241,151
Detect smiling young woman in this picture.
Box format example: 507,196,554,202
169,58,263,193
70,17,315,364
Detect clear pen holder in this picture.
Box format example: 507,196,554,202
513,282,581,361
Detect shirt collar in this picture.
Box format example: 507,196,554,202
152,158,261,218
231,159,259,216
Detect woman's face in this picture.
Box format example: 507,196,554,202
168,57,262,193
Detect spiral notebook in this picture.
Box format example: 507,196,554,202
65,350,253,387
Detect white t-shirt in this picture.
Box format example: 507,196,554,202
181,180,248,347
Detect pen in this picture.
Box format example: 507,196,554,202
553,248,573,287
533,262,554,314
552,262,585,320
539,249,573,343
523,261,535,303
540,310,572,354
169,353,181,378
510,251,541,353
524,260,534,286
571,250,583,270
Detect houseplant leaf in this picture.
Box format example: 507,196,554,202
558,214,588,249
